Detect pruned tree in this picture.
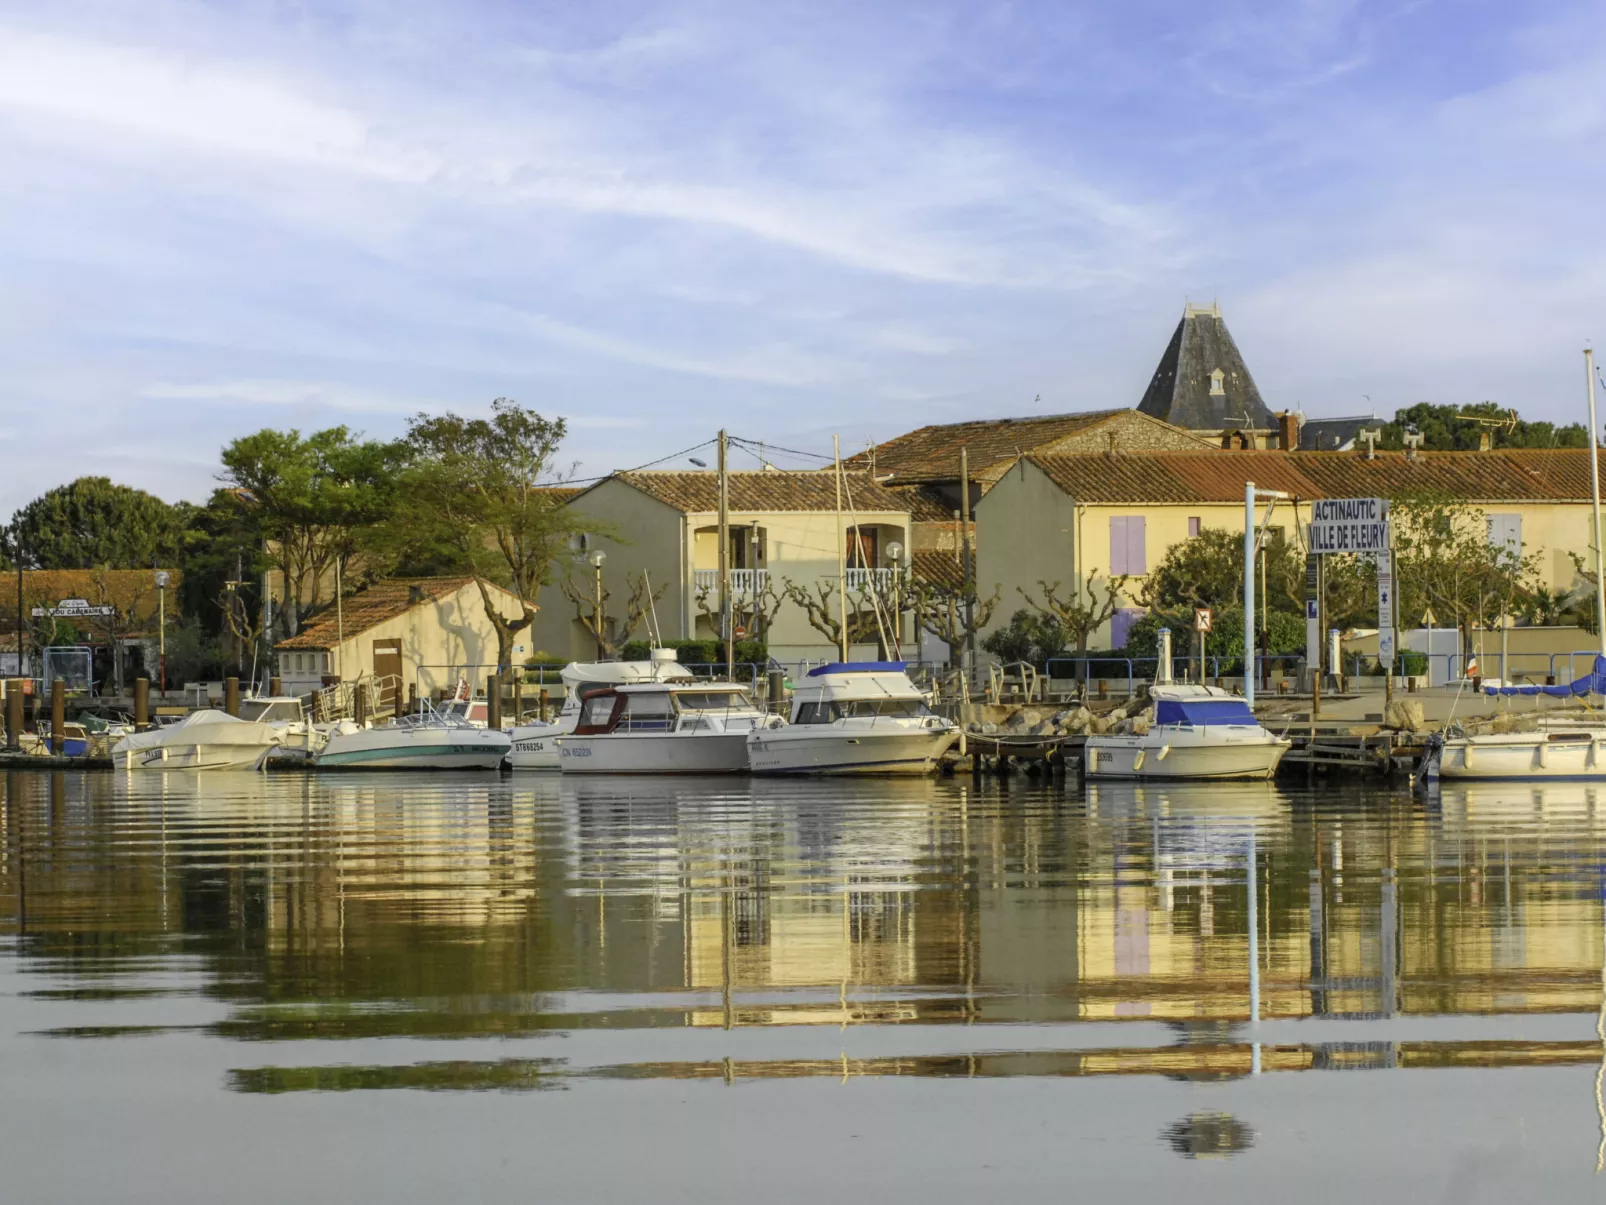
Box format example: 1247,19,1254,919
909,579,1001,669
393,400,584,669
695,574,789,644
1018,573,1129,659
782,578,885,654
561,572,666,659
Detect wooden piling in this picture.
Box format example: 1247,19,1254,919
408,683,418,714
269,675,282,698
5,680,21,751
134,678,150,730
354,683,369,726
487,673,502,730
50,679,65,755
539,688,550,722
225,676,240,717
511,673,522,724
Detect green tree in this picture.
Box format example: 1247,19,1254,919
392,400,578,669
9,477,184,569
220,427,403,639
1139,526,1308,616
1378,402,1588,451
981,609,1069,665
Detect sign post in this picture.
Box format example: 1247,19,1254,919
1194,608,1211,683
1307,498,1395,709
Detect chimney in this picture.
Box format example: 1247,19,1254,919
408,585,424,606
1276,411,1300,451
1106,431,1118,459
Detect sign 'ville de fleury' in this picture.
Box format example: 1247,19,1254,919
1308,497,1391,554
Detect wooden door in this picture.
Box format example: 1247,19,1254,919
372,640,402,715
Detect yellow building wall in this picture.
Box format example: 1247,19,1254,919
977,464,1595,653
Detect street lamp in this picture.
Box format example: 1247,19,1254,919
885,540,905,658
590,550,607,659
155,570,170,699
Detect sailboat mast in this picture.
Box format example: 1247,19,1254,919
1588,350,1606,657
718,429,732,674
834,435,848,661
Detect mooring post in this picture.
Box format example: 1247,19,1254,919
225,676,240,717
269,675,282,698
5,680,22,751
539,687,550,722
50,679,65,755
487,672,502,730
768,670,785,714
134,678,150,730
512,673,523,724
354,683,368,726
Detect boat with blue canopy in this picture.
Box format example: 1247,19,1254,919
1085,685,1289,781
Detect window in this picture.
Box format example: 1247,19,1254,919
795,701,832,725
1209,368,1225,396
674,690,755,711
1109,516,1147,575
620,693,674,731
1488,514,1522,565
1187,517,1201,538
580,694,617,727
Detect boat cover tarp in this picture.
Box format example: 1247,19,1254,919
807,662,909,677
1484,655,1606,697
1156,699,1260,726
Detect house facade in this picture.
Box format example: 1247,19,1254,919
524,470,914,664
274,576,524,698
976,448,1600,651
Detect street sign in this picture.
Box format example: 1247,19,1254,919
31,598,115,619
1194,608,1212,633
1308,498,1390,554
734,625,748,639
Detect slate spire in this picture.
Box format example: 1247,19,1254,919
1137,302,1273,430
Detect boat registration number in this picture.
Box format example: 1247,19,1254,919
561,746,591,758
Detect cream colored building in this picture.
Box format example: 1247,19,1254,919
525,470,914,664
274,576,524,698
976,448,1599,651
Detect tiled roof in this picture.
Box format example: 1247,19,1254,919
1021,449,1604,505
843,409,1213,484
276,577,478,650
911,549,965,588
888,483,957,523
612,470,910,514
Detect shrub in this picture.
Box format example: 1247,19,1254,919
981,609,1068,666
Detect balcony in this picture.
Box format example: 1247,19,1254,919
694,569,768,595
845,567,897,593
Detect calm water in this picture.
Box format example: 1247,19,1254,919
3,770,1606,1202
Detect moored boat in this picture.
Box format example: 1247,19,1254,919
559,680,770,774
315,703,511,770
746,661,958,775
1084,685,1289,780
112,708,294,771
507,650,695,771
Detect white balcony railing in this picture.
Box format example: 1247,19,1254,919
694,568,768,595
845,567,896,593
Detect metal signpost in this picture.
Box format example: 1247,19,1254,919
31,598,116,620
1194,608,1211,682
1307,498,1396,707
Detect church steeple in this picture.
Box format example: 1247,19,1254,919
1137,302,1272,429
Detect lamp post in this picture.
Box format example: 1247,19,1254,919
155,570,169,699
590,550,607,660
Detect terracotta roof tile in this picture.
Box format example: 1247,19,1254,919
275,577,477,651
1020,449,1605,504
844,409,1215,483
615,470,909,514
911,549,964,588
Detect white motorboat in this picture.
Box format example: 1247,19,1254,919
315,703,511,770
1428,715,1606,781
112,705,299,771
559,680,770,774
507,651,695,771
746,661,958,775
1084,685,1289,780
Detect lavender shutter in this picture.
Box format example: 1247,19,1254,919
1110,516,1127,575
1127,516,1146,575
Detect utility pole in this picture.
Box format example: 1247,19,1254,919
155,570,169,699
960,447,975,677
718,428,733,674
591,550,607,660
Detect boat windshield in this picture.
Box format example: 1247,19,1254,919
1155,699,1258,726
795,699,931,723
240,700,302,725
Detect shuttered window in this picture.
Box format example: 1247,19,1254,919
1110,516,1147,575
1487,514,1522,565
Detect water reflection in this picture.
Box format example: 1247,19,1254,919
4,770,1606,1127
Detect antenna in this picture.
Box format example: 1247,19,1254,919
643,569,662,648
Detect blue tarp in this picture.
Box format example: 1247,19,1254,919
807,661,909,676
1484,654,1606,697
1155,699,1259,726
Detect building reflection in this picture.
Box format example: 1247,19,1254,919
2,770,1606,1084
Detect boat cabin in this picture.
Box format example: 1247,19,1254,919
790,661,934,724
239,698,304,725
573,683,762,735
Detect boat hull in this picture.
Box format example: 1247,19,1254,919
1085,731,1289,780
747,727,958,775
112,716,286,772
559,732,750,774
1436,732,1606,780
506,722,566,771
316,727,511,771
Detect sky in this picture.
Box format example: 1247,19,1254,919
1,0,1604,515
